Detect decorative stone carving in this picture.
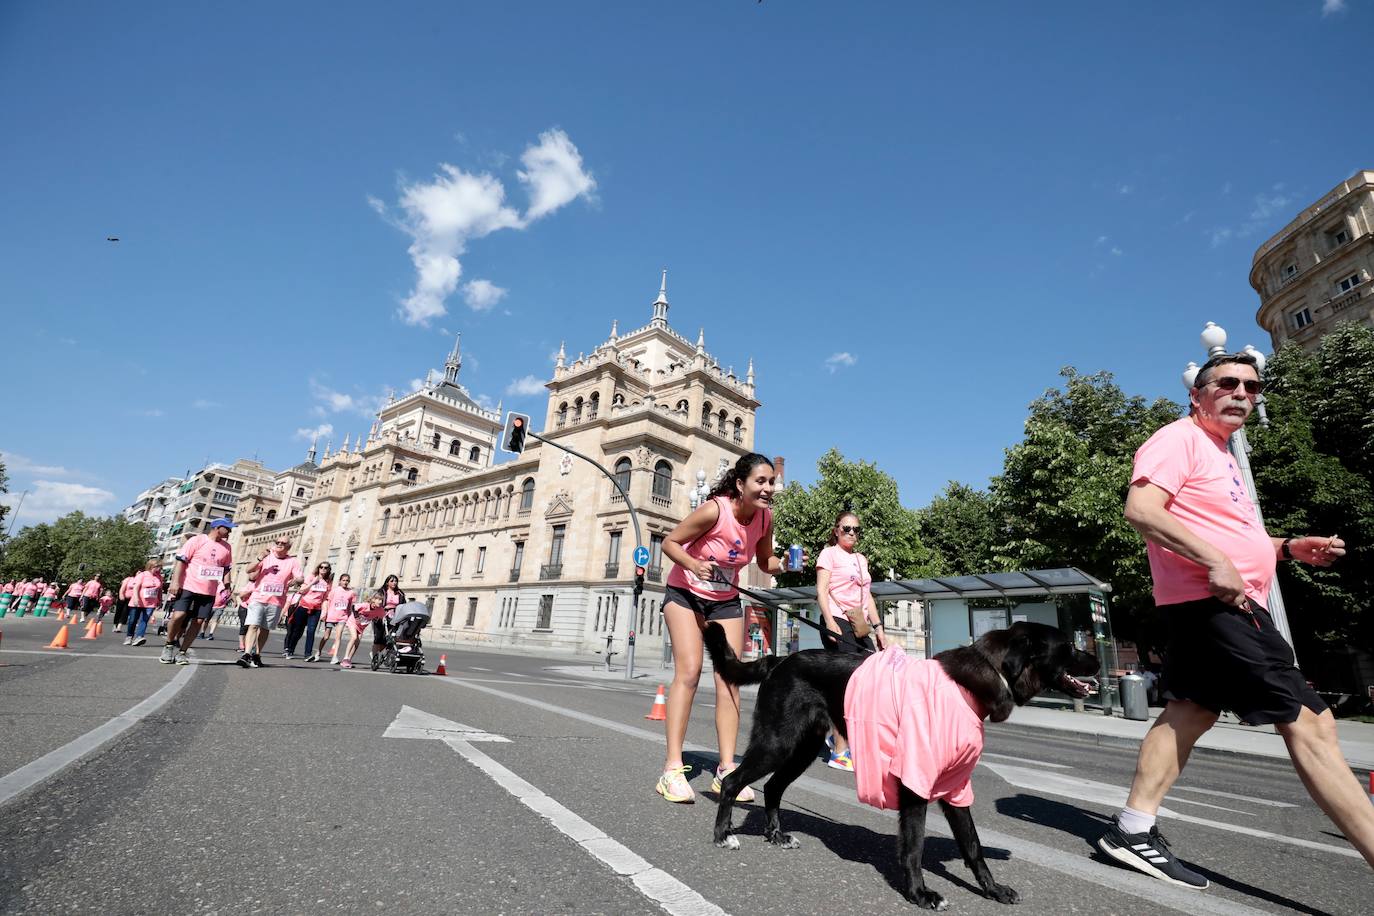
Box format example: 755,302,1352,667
346,530,359,547
635,446,652,469
545,490,574,518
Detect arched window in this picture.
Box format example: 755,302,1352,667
588,392,599,419
732,416,743,443
557,402,568,427
717,409,728,434
573,397,584,423
613,457,632,494
266,510,277,521
652,460,673,500
393,462,403,474
469,445,480,463
449,439,461,456
676,399,689,414
432,432,441,449
701,401,713,429
380,509,390,534
407,467,418,482
520,478,535,511
295,487,305,498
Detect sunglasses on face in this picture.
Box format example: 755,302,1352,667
840,526,862,535
1208,376,1264,396
274,542,290,548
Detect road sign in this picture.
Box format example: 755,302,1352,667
632,545,650,567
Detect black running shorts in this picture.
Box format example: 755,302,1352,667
663,585,744,622
1159,596,1327,726
171,590,217,621
821,616,874,655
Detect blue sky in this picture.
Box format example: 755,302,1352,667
1,1,1370,528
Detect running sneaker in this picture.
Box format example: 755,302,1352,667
248,654,262,669
656,766,694,803
252,654,267,668
329,658,341,666
158,644,176,664
123,637,134,646
281,651,293,659
205,634,215,641
827,750,855,772
235,652,252,668
175,651,191,666
712,764,756,802
305,654,319,663
340,659,353,669
133,636,147,647
1097,823,1208,889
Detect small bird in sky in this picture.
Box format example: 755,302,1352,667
106,236,119,242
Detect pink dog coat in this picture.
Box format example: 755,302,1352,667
844,645,985,809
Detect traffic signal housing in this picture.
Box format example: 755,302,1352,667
502,412,531,454
634,565,646,595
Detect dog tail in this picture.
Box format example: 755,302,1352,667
703,622,782,686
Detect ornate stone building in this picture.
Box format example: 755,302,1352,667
1251,169,1374,351
227,274,767,654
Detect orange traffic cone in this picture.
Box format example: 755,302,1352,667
94,620,103,637
49,624,71,649
80,619,99,640
435,654,448,676
645,685,668,720
56,608,66,621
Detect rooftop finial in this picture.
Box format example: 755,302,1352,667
307,435,318,465
652,268,669,324
610,318,618,340
444,332,462,384
555,340,566,369
695,327,705,356
747,357,755,386
342,433,350,452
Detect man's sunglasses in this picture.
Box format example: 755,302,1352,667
1208,376,1264,396
274,541,290,547
840,525,862,535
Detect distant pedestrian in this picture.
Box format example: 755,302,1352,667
36,582,57,617
125,560,164,646
319,573,355,664
114,573,136,630
340,591,387,669
16,579,38,616
1098,351,1374,884
0,580,13,617
162,520,234,665
238,537,302,669
285,562,333,661
657,453,789,804
199,584,230,641
98,590,114,621
79,575,102,623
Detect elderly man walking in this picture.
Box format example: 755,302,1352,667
1097,351,1373,886
237,536,303,669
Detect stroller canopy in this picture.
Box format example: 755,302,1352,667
388,600,432,624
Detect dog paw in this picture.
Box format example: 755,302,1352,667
986,883,1020,905
907,888,948,911
765,832,801,849
715,834,740,850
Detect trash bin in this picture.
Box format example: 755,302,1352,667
1120,672,1149,721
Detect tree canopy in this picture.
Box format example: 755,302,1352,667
0,511,155,586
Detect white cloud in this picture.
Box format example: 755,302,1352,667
1209,185,1299,248
0,451,75,478
1117,184,1132,195
310,379,387,417
191,399,220,409
505,375,547,396
1221,181,1233,195
1094,235,1109,247
1110,246,1123,256
0,480,115,526
463,279,508,311
1210,227,1234,248
136,408,164,418
518,128,598,221
295,423,334,442
374,129,595,326
1323,0,1346,17
825,352,857,373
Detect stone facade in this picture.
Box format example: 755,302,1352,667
1251,169,1374,351
226,275,769,655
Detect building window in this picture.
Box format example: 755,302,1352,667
512,541,525,572
444,597,455,626
536,594,554,629
652,461,673,500
345,550,355,576
432,432,441,449
588,392,599,419
407,468,418,482
701,401,713,428
415,554,425,580
1338,272,1361,293
1293,307,1313,329
266,510,276,521
549,525,566,566
1282,263,1297,279
449,439,461,456
608,530,622,564
465,597,478,628
476,546,487,573
399,555,408,580
613,458,631,494
469,446,480,463
1330,227,1351,249
573,397,584,423
520,478,535,511
557,402,568,428
433,551,444,576
453,549,464,576
380,509,390,534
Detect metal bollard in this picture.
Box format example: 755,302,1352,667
1119,672,1149,721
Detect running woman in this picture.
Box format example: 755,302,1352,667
125,560,164,646
319,573,355,664
339,591,387,669
239,538,303,669
162,519,234,665
63,579,84,617
97,589,115,622
286,562,332,661
656,453,792,804
79,575,102,623
114,572,136,630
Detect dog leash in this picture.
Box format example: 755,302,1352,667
727,579,877,655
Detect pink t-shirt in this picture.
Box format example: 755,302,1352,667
131,571,164,608
119,576,136,601
21,582,38,597
82,580,102,599
665,496,772,600
44,585,58,599
177,534,233,596
1132,417,1276,606
383,589,402,610
297,576,332,610
249,553,303,608
325,586,356,623
1,582,12,594
845,647,984,809
817,545,872,611
65,582,84,598
99,595,114,611
214,586,230,609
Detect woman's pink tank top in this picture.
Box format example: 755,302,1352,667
666,495,772,600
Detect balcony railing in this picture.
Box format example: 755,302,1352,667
647,565,663,583
539,563,563,580
428,574,440,586
1329,287,1364,314
604,562,620,579
508,568,520,583
650,494,671,508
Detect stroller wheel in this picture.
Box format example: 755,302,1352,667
370,652,381,672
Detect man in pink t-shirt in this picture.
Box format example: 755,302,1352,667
79,575,103,623
1098,352,1372,885
237,535,303,668
162,520,234,665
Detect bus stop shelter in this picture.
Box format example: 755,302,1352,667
740,567,1124,715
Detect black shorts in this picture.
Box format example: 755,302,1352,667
1160,597,1327,726
171,590,218,621
664,585,743,622
372,619,387,644
80,596,98,614
821,616,874,655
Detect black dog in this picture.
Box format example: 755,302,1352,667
704,621,1099,910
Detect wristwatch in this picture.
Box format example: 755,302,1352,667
1281,538,1294,560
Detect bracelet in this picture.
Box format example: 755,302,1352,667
1281,538,1294,560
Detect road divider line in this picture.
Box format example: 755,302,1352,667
0,649,160,661
438,677,1276,916
0,665,196,807
1168,785,1298,808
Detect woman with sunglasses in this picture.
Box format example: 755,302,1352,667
285,561,333,660
371,574,407,666
816,509,886,771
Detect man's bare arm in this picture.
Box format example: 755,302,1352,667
1124,480,1247,607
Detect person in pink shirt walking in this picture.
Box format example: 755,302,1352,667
339,590,386,669
16,579,39,616
124,560,164,646
162,520,234,665
238,537,303,669
318,573,356,664
63,579,84,616
78,575,102,624
0,580,13,617
114,572,137,630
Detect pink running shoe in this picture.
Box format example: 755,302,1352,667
340,659,353,669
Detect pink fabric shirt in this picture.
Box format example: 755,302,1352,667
65,582,84,598
177,535,233,596
325,586,356,623
665,496,772,601
817,545,872,610
845,647,984,809
21,582,38,597
1,582,12,594
1132,417,1276,606
119,576,136,601
249,553,303,608
297,576,331,610
43,585,58,599
130,571,164,608
99,595,114,611
82,580,102,599
214,586,230,609
383,589,402,610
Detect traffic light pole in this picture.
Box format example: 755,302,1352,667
525,430,646,681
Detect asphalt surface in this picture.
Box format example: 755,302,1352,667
0,612,1370,915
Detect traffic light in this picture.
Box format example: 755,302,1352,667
634,565,646,595
502,412,530,454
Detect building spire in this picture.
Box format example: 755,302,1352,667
609,318,618,340
746,357,755,386
651,268,669,325
307,436,318,465
342,433,350,452
444,332,462,384
695,327,705,356
555,340,566,370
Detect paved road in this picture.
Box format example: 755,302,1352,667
0,614,1369,915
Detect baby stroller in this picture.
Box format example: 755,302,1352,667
372,600,430,674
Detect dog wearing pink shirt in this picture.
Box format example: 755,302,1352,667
705,621,1099,910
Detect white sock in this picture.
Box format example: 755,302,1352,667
1116,806,1156,835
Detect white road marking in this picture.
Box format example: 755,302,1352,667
0,648,158,660
434,677,1289,916
1168,785,1298,808
980,751,1072,769
469,666,491,671
0,665,196,807
385,705,726,916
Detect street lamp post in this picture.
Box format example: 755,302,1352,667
1185,322,1294,654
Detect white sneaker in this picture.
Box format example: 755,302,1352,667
123,637,134,646
159,644,176,664
329,658,340,666
175,651,191,666
133,636,147,647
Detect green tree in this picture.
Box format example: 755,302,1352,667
0,454,9,540
771,448,939,587
917,482,999,576
0,511,154,585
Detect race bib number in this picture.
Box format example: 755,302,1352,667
142,587,160,599
332,598,349,610
310,582,328,593
259,583,284,596
197,566,223,581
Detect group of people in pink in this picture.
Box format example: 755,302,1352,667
0,574,114,622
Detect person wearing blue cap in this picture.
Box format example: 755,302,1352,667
161,518,235,665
